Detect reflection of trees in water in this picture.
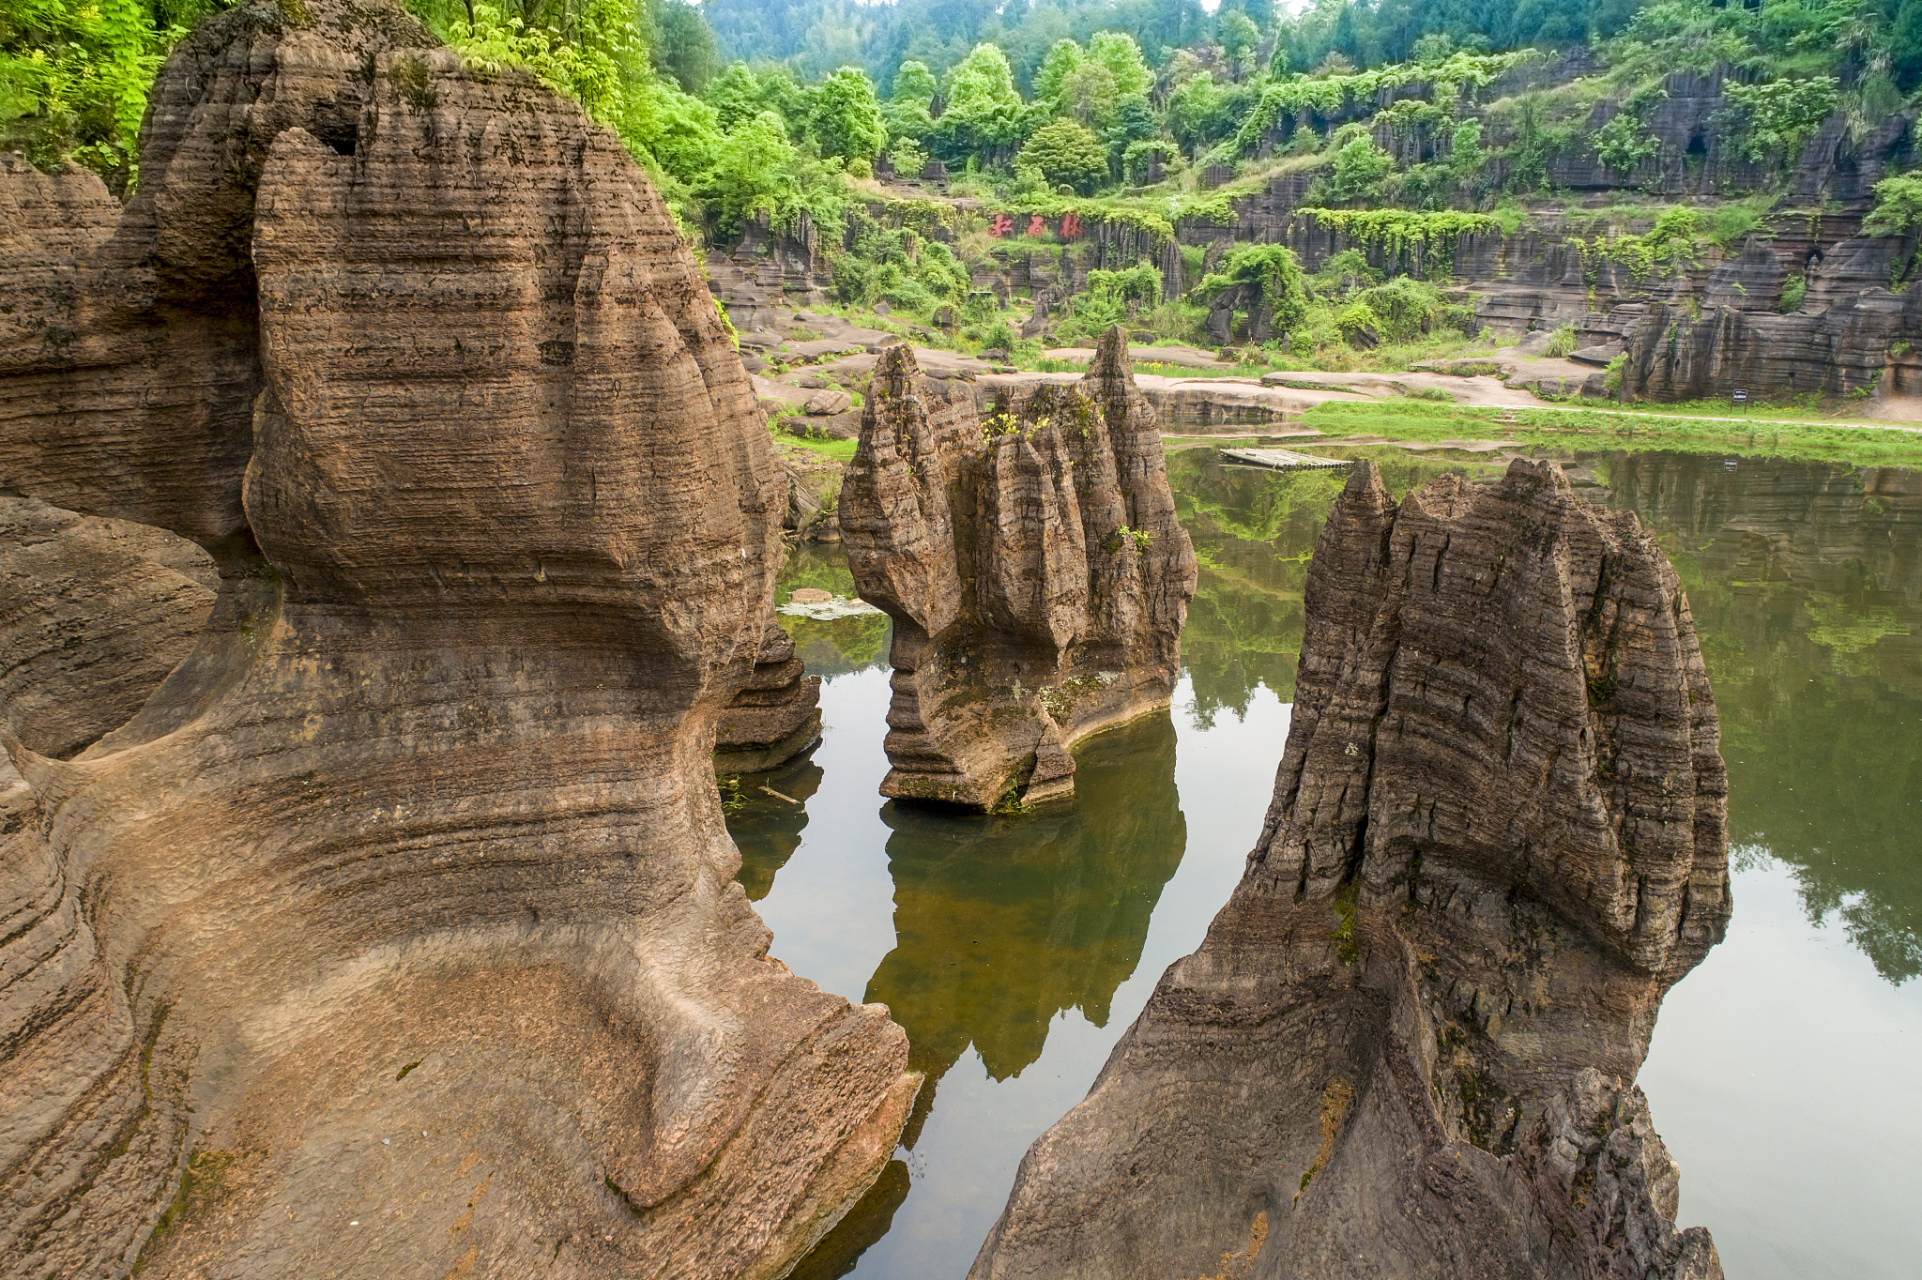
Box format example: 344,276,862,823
725,756,825,901
863,713,1186,1141
1170,449,1472,726
775,541,891,676
1601,451,1922,983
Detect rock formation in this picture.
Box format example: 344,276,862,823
839,328,1198,809
715,622,824,773
972,459,1730,1280
0,497,217,760
0,3,914,1276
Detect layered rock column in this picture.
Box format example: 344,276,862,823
0,4,913,1277
972,460,1729,1280
715,622,824,773
838,328,1198,809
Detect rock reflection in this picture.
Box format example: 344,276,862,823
1602,451,1922,982
863,713,1186,1130
1170,448,1479,721
777,542,891,676
727,755,826,902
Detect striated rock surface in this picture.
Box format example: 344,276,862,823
972,459,1729,1280
839,328,1197,809
0,3,913,1277
715,622,824,773
0,497,217,760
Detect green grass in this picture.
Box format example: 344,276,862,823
778,432,858,462
1300,399,1922,468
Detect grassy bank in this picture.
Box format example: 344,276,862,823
1301,400,1922,469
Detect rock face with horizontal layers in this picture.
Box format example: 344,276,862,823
972,459,1729,1280
715,621,824,773
839,329,1197,809
0,3,914,1277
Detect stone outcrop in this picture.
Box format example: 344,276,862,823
715,622,824,773
839,328,1197,809
0,497,217,760
972,459,1729,1280
0,3,914,1276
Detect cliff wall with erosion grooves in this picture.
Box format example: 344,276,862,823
971,459,1730,1280
838,328,1198,809
0,3,913,1276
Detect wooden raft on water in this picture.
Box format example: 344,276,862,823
1219,447,1354,473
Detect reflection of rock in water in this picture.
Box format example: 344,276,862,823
1595,451,1922,982
787,1159,913,1280
729,757,826,901
1171,449,1483,724
974,460,1728,1280
865,713,1185,1132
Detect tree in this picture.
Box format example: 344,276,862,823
1087,31,1152,101
1033,37,1084,106
882,58,937,144
1058,59,1119,127
931,42,1025,165
809,65,886,162
1218,10,1261,66
1321,132,1394,204
1016,116,1109,192
700,109,802,239
651,0,718,93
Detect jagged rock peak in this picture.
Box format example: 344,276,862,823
973,458,1727,1280
840,329,1197,810
0,3,915,1276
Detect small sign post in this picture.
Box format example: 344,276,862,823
1732,388,1749,409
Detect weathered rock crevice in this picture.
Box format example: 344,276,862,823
971,458,1728,1280
839,328,1197,809
0,3,911,1276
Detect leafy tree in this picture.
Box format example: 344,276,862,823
1016,116,1109,192
1167,69,1233,156
1218,9,1260,65
700,109,802,238
1058,58,1119,127
1,0,230,189
891,57,938,106
1320,130,1395,204
1087,31,1152,100
882,57,937,143
931,41,1025,165
1194,243,1310,333
1865,171,1922,235
1033,37,1084,106
810,65,886,162
652,0,718,93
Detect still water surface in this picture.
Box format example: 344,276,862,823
730,448,1922,1280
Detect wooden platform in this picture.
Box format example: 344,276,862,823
1219,447,1353,472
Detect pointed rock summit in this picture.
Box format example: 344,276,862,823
839,328,1197,809
972,459,1730,1280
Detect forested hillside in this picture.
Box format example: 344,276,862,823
8,0,1922,401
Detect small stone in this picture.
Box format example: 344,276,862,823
804,389,851,415
788,588,834,603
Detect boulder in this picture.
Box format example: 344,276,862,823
805,388,853,415
973,459,1729,1280
839,328,1197,809
0,4,913,1276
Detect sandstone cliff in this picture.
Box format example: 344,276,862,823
0,3,913,1276
971,459,1729,1280
839,328,1197,809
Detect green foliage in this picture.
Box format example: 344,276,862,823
1295,208,1502,265
809,65,885,162
1719,76,1839,166
1058,260,1162,340
1865,171,1922,235
932,41,1024,164
1781,272,1810,311
1546,324,1578,357
1315,130,1395,205
651,0,717,93
1194,243,1310,333
1594,106,1663,173
1,0,229,188
1586,206,1705,281
1016,116,1108,193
